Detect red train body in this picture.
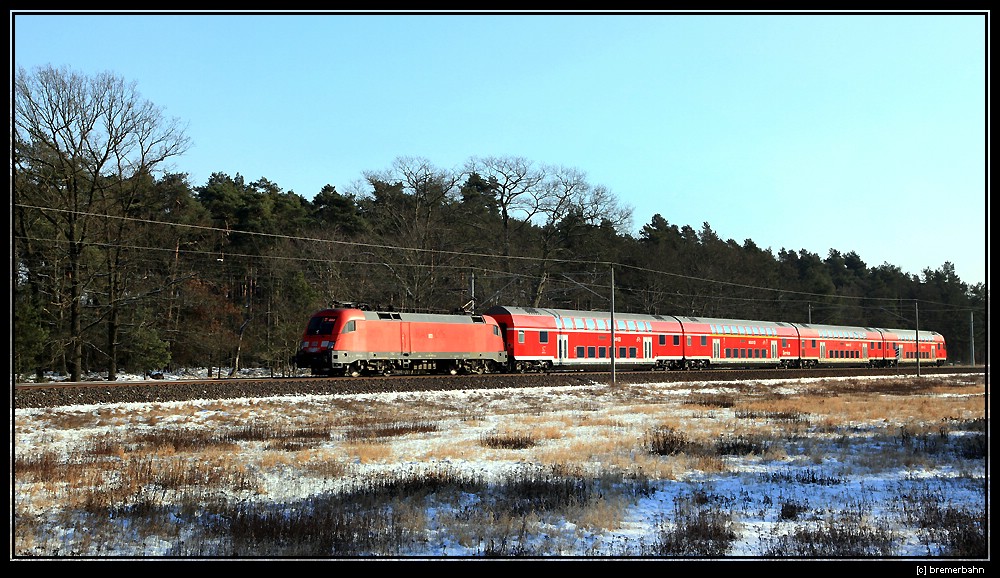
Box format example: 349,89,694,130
294,304,947,376
293,307,507,376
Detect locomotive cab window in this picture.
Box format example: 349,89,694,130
342,320,356,334
307,317,338,335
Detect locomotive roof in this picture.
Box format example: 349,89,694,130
313,308,495,325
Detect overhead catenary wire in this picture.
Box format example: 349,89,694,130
14,202,977,315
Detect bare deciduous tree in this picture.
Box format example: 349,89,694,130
14,64,190,380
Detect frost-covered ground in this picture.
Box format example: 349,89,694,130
11,370,989,564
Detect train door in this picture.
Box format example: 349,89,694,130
712,339,721,360
400,322,409,354
862,343,868,361
819,342,826,362
771,341,778,360
558,334,569,365
643,337,652,360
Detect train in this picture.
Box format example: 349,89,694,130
292,304,947,377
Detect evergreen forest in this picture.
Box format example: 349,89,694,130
13,65,988,381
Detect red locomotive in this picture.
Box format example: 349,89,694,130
293,307,507,376
293,304,947,375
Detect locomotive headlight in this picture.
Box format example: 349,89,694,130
321,340,331,348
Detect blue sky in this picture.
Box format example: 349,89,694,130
11,11,988,286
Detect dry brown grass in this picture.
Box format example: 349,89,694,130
12,372,987,557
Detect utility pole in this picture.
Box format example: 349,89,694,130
970,311,975,366
915,300,920,378
611,266,616,386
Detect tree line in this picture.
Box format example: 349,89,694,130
13,65,988,381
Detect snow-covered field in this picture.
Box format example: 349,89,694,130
11,370,988,561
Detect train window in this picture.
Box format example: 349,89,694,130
629,347,637,358
586,319,596,330
576,346,585,358
599,346,607,358
554,318,563,329
597,319,606,330
574,318,584,329
539,331,549,343
677,335,683,346
518,330,525,344
811,339,816,348
625,320,635,331
341,320,356,334
752,327,759,335
494,325,500,336
782,339,789,348
619,347,627,358
588,346,596,358
308,317,337,335
701,336,707,346
659,335,666,346
725,348,731,357
763,349,768,358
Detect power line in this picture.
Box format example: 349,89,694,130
14,202,980,312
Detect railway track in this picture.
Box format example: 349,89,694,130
13,365,984,409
